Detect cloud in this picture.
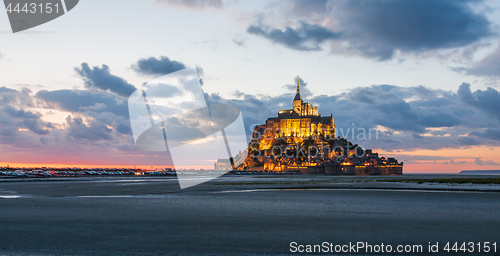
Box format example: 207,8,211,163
64,116,113,141
1,106,51,135
474,157,500,166
132,56,187,77
79,103,107,111
247,22,341,51
457,137,478,146
441,157,499,165
470,128,500,140
116,123,132,135
232,38,245,47
35,89,133,141
454,46,500,77
36,89,129,118
0,87,34,106
420,113,462,128
0,86,171,168
0,90,53,138
156,0,223,10
142,83,182,98
457,82,500,120
75,63,136,97
282,76,311,96
449,159,470,165
248,0,492,60
3,72,500,166
84,111,132,138
330,0,492,60
21,119,51,135
288,0,330,18
206,78,500,151
4,106,40,119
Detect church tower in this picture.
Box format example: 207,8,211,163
293,76,302,114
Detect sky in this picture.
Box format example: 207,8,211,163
1,0,500,172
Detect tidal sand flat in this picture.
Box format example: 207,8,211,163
0,175,499,255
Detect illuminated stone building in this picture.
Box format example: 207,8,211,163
222,77,403,175
260,77,335,139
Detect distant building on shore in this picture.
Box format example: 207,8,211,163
215,159,232,170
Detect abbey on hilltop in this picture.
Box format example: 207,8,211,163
268,76,335,139
216,77,403,175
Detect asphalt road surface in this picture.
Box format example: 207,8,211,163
0,176,499,255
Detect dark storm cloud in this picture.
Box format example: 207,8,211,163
132,56,187,77
75,63,136,97
247,22,341,51
156,0,223,10
248,0,492,60
330,0,492,60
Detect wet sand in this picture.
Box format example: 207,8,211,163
0,175,499,255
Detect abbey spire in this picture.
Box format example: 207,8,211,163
296,75,300,94
293,75,302,101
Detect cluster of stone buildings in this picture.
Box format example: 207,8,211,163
215,78,403,175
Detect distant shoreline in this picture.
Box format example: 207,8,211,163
460,170,500,175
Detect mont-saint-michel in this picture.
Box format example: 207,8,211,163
217,78,403,175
